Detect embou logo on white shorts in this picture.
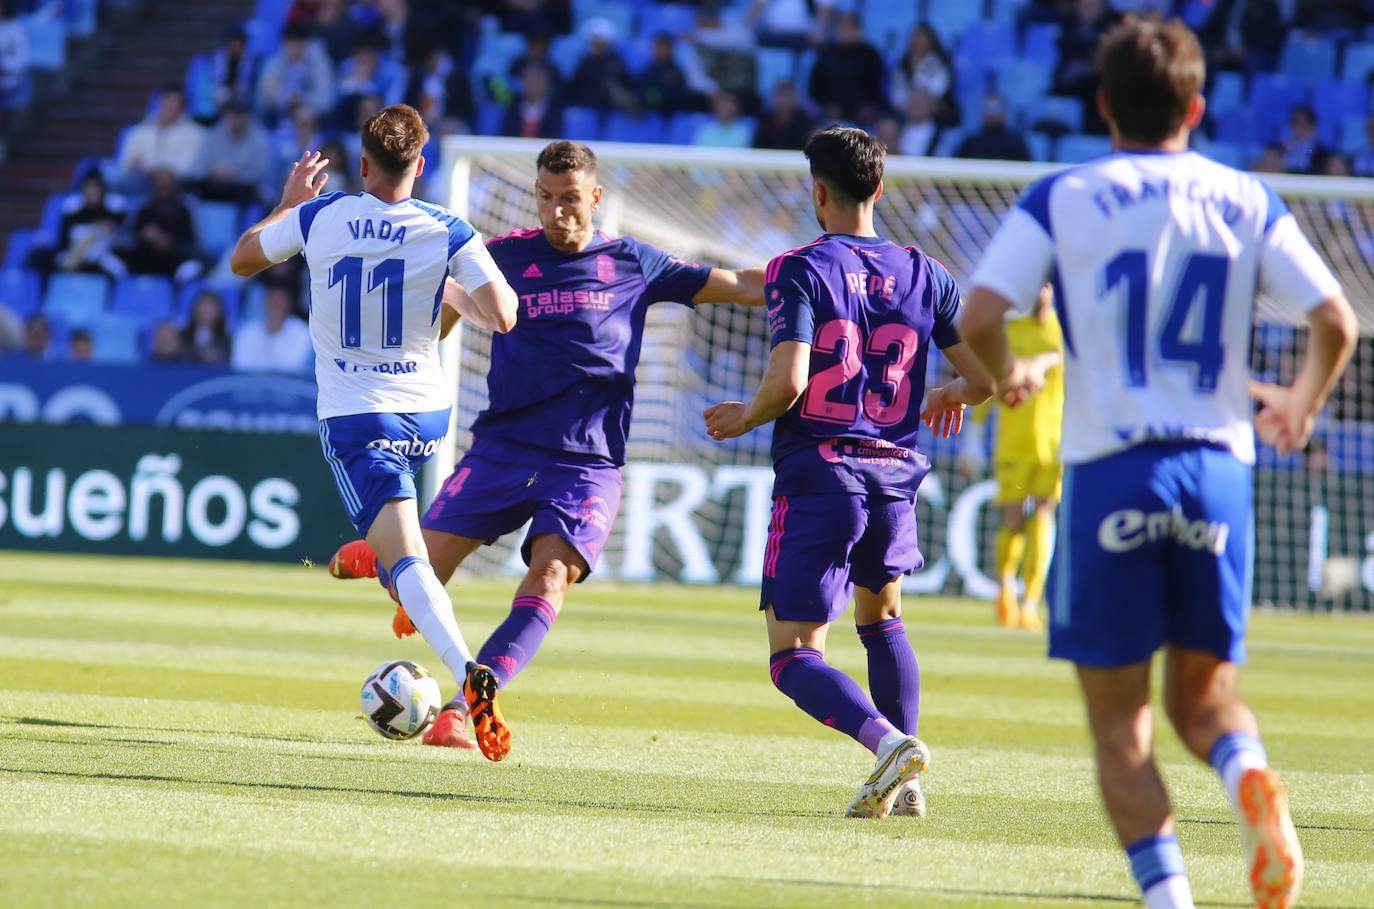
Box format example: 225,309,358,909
1097,506,1231,556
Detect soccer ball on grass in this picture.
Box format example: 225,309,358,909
360,660,442,740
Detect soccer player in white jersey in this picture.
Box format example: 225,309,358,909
229,105,522,759
961,19,1356,909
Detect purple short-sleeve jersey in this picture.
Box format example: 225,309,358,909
766,234,962,498
472,228,711,464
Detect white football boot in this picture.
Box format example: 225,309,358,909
1237,767,1303,909
846,735,931,818
888,778,927,817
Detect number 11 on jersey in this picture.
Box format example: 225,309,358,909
330,256,407,350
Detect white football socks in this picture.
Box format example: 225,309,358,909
391,556,474,689
1143,875,1195,909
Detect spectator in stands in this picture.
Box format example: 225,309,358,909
179,290,232,365
1353,115,1374,178
36,171,128,280
693,91,753,148
197,99,270,205
231,285,312,374
405,44,474,134
0,302,19,356
694,8,760,113
309,0,362,64
1323,153,1353,177
956,93,1030,162
116,84,208,189
808,13,888,124
502,64,562,139
21,313,50,360
1251,142,1286,174
319,138,358,195
641,34,693,117
752,80,813,150
256,22,335,124
0,1,29,117
889,24,957,128
1282,104,1332,175
898,89,942,157
209,23,256,115
118,169,202,283
749,0,832,50
334,34,402,128
150,320,187,363
567,19,633,113
496,0,572,37
1053,0,1120,131
506,33,561,96
67,328,93,362
273,105,323,189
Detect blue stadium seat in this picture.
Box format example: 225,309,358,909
861,2,919,57
640,3,697,38
23,14,66,70
549,35,587,78
1022,24,1060,64
572,0,635,39
988,0,1023,25
996,59,1053,120
476,102,505,137
65,0,99,37
605,112,665,144
755,48,797,101
35,193,66,249
471,32,527,84
1313,78,1366,147
1279,32,1336,86
4,229,35,270
1200,140,1247,169
667,112,712,146
562,106,603,141
959,21,1016,65
1056,133,1113,164
621,37,654,75
0,268,42,318
195,201,241,259
1025,132,1052,162
924,1,980,47
89,313,143,365
1036,95,1084,132
1248,74,1308,142
43,273,109,327
1340,114,1369,154
185,54,218,121
1213,108,1258,145
1209,71,1246,117
111,275,175,321
1342,42,1374,82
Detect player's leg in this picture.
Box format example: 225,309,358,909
386,529,483,638
994,458,1027,626
1077,662,1195,909
475,533,585,688
1018,492,1058,632
1161,448,1300,909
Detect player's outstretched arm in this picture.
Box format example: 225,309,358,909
960,286,1047,408
1251,294,1358,455
704,340,810,440
230,150,331,277
692,267,767,306
920,341,997,439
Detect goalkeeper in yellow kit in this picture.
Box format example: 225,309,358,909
964,285,1063,631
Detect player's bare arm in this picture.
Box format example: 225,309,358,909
692,267,767,306
960,285,1045,407
230,150,330,277
440,278,518,336
920,341,996,439
704,340,810,439
1251,294,1358,455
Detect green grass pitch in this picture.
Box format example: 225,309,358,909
0,552,1370,908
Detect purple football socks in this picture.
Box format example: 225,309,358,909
857,617,921,735
770,647,897,753
476,595,558,687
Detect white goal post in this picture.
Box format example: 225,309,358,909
435,135,1374,611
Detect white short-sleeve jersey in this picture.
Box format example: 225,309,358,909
259,191,504,420
972,150,1341,466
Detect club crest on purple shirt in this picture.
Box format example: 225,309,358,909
596,255,615,283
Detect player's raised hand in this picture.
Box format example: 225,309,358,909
705,401,752,440
998,357,1047,408
280,150,331,209
1250,380,1317,455
921,385,966,438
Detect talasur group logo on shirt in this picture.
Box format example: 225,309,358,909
596,255,615,283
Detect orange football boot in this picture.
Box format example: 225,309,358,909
1238,767,1303,909
392,605,417,639
464,663,511,762
329,539,378,579
423,700,478,750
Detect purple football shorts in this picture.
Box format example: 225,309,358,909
760,493,923,623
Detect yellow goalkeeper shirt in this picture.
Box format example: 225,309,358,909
997,312,1064,466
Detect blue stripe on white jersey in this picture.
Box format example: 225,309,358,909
972,150,1340,466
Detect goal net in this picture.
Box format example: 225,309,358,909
439,135,1374,612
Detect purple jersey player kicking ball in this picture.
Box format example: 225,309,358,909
705,126,996,819
329,140,766,761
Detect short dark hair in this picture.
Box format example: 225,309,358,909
1097,16,1204,144
361,104,429,176
537,140,597,176
804,125,885,204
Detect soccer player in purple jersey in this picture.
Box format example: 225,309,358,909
328,140,766,759
705,126,996,818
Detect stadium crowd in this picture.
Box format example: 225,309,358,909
2,0,1374,372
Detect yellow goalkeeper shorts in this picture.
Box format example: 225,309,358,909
994,459,1063,504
